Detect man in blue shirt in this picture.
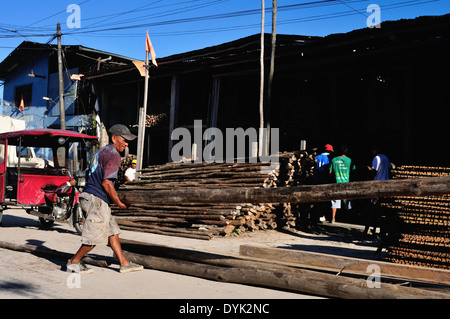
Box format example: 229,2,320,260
364,146,395,236
368,147,395,180
314,144,334,185
313,144,334,223
67,124,143,274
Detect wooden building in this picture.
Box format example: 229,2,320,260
82,14,450,168
0,41,137,133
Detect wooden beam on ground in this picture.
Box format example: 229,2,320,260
239,245,450,286
0,240,110,267
118,175,450,205
120,241,450,299
120,239,450,287
120,238,341,274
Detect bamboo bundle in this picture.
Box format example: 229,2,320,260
113,151,315,239
383,166,450,269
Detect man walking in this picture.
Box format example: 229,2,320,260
367,146,395,181
329,145,355,223
314,144,334,222
364,146,395,236
314,144,334,185
67,124,143,274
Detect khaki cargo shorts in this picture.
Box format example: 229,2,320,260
79,192,121,245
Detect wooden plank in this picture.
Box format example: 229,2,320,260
118,175,450,205
120,243,450,299
0,240,110,267
239,244,450,285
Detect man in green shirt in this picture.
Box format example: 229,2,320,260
329,146,355,223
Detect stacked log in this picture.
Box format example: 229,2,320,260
130,113,168,129
382,166,450,269
274,151,316,228
113,151,315,239
118,154,137,183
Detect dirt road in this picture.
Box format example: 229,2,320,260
0,208,379,299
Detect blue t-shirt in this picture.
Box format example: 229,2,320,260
371,154,392,180
84,144,121,203
315,152,332,184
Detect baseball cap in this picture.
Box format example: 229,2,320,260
325,144,334,151
108,124,137,141
132,159,137,164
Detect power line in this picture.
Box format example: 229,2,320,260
62,0,369,35
60,0,443,36
338,0,370,17
17,0,90,31
0,0,441,40
78,0,438,38
0,0,365,37
64,0,442,37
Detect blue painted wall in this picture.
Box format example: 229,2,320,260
1,53,89,131
2,54,48,128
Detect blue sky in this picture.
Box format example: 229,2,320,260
1,0,449,63
3,0,449,102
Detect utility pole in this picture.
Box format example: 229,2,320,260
258,0,265,157
57,22,66,130
266,0,277,153
136,31,151,176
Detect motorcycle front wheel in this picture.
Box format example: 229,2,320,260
38,207,55,229
72,203,86,235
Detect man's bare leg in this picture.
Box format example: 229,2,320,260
331,208,337,223
109,234,130,266
70,244,95,264
67,244,95,273
109,234,143,273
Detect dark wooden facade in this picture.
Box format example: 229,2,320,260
82,14,450,168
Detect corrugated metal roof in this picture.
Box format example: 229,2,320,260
0,41,137,80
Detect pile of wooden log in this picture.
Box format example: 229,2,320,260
117,154,137,183
130,113,168,129
113,151,315,239
382,166,450,269
145,113,167,127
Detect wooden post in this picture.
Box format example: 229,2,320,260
168,75,180,162
204,78,220,162
258,0,265,157
56,22,65,130
300,140,306,151
73,142,79,173
136,50,150,176
266,0,277,154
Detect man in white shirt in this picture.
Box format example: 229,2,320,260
125,159,137,182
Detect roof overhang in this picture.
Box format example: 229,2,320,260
0,41,137,80
0,128,98,147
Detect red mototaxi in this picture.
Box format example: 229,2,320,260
0,128,98,232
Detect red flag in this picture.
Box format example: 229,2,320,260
145,30,158,67
19,95,24,112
